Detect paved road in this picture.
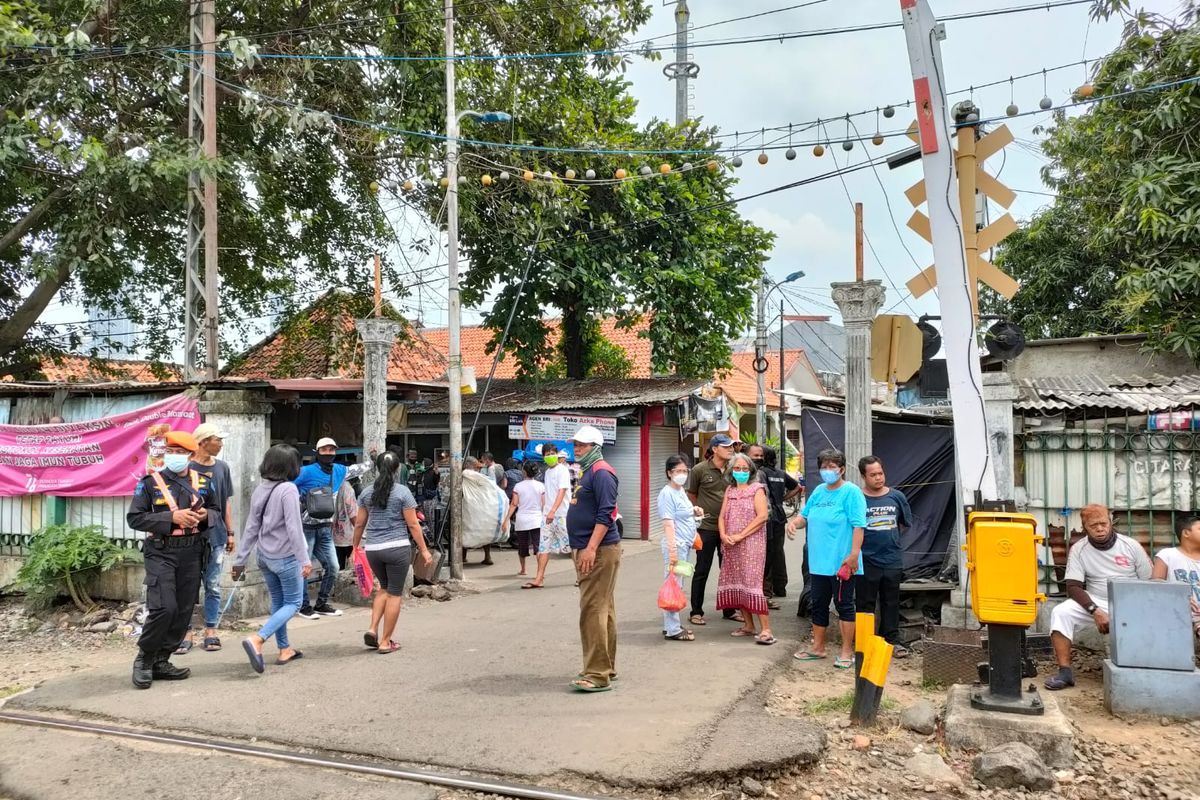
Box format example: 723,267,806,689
9,538,823,786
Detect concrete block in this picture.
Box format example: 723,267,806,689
940,601,983,631
1109,579,1194,671
1103,660,1200,719
943,684,1074,768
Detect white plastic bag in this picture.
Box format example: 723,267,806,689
461,469,510,548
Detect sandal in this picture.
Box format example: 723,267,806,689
276,650,304,665
755,633,777,646
521,582,544,589
1044,673,1075,690
378,641,401,655
664,629,695,641
834,657,854,670
689,614,707,626
570,678,612,693
731,628,757,638
174,638,194,655
766,599,782,610
793,651,827,661
726,612,745,623
202,636,221,652
363,631,378,649
241,639,265,674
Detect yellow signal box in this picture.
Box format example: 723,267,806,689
964,511,1046,626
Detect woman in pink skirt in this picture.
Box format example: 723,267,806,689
717,452,774,644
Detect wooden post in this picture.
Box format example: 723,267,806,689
855,202,864,281
373,253,382,317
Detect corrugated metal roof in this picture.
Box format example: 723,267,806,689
1015,374,1200,412
412,377,707,415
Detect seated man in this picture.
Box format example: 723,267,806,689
1045,503,1152,690
1151,513,1200,640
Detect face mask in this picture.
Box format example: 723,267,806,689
163,453,190,473
544,455,558,466
732,470,750,485
752,458,764,468
820,468,841,485
671,472,688,486
317,453,335,466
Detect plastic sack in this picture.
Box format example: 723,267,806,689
657,576,687,612
352,548,375,598
461,469,510,548
693,533,703,551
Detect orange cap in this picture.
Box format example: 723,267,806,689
163,430,199,452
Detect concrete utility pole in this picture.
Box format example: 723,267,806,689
754,274,768,443
899,0,997,503
444,0,465,580
184,0,218,380
357,319,400,470
831,204,884,488
663,1,698,127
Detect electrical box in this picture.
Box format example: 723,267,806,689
965,511,1045,626
1108,579,1195,672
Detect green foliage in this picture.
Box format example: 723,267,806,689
11,524,141,611
990,2,1200,361
0,0,653,372
539,315,635,379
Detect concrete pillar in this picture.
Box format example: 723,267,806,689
982,372,1017,501
830,279,885,486
356,319,401,466
198,388,272,535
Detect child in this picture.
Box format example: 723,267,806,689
504,460,546,577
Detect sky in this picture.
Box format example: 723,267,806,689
36,0,1181,360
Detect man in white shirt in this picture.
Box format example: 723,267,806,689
1045,503,1152,690
523,443,572,589
1152,513,1200,639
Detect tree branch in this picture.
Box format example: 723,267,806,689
0,187,67,255
0,259,71,357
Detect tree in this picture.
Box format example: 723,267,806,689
991,1,1200,361
0,0,652,375
449,113,774,380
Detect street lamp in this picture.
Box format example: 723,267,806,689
444,16,513,581
754,270,806,445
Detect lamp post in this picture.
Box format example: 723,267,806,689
444,1,513,581
754,269,805,443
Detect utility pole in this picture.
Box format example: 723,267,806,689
663,1,698,128
754,274,767,443
444,0,465,580
831,204,884,488
777,299,786,461
184,0,218,380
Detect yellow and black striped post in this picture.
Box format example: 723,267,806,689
852,612,874,712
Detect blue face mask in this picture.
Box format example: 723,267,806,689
820,468,841,485
732,470,750,485
163,453,190,474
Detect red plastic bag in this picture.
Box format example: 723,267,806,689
657,576,687,612
352,548,375,598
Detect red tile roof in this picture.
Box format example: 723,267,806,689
10,355,183,384
420,316,653,379
719,350,817,409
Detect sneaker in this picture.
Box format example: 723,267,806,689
313,602,342,617
296,606,320,620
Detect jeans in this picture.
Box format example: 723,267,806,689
661,535,694,636
257,554,303,649
201,540,224,627
855,561,903,645
303,525,338,606
575,544,622,686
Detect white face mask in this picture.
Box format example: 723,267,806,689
671,472,688,486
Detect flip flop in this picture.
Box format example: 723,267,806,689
202,636,221,652
731,629,757,638
689,614,707,626
521,582,544,589
755,634,777,646
174,639,194,655
241,639,265,674
793,651,827,661
378,641,401,655
363,631,379,649
570,678,612,693
275,650,304,665
575,673,619,682
834,657,854,670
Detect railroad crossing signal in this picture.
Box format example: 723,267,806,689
902,121,1019,317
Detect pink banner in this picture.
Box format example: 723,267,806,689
0,394,201,497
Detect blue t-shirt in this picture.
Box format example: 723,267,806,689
802,482,867,576
862,489,913,569
657,485,696,549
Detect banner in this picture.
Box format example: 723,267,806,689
508,413,617,445
0,394,201,497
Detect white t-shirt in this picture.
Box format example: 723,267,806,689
1155,546,1200,627
1064,533,1152,603
512,479,546,531
542,463,571,519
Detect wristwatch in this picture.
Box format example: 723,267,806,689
1085,603,1098,614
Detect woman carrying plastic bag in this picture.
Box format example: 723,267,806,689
658,454,703,641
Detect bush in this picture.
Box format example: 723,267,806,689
10,524,142,612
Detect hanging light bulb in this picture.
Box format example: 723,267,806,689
785,147,797,160
1006,77,1019,117
457,175,468,186
585,168,596,180
731,156,743,168
1006,103,1019,116
402,179,414,192
615,168,627,179
439,177,449,188
499,171,511,181
883,105,895,118
659,163,671,174
542,170,554,180
706,160,718,171
842,140,854,152
639,165,652,176
681,162,693,172
522,170,534,182
564,168,577,180
1039,95,1053,110
872,134,884,146
481,174,493,186
1077,84,1095,98
813,144,825,157
368,181,380,194
757,152,769,165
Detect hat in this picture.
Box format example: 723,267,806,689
163,430,198,452
710,433,736,448
192,422,227,443
571,425,605,446
315,437,338,450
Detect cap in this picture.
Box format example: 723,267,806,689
710,433,735,448
315,437,338,450
192,422,227,443
571,425,605,446
163,430,198,452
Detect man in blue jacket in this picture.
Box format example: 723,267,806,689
293,437,347,618
566,425,621,693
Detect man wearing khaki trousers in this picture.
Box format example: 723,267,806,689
566,425,622,693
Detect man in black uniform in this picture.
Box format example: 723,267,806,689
749,444,800,607
127,430,221,689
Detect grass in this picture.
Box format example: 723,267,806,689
805,690,899,716
0,684,27,700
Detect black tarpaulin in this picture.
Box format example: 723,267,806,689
800,407,956,580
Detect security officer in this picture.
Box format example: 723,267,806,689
126,430,221,689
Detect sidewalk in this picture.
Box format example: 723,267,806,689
11,539,824,785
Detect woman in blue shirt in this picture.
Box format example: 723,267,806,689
658,455,702,641
787,448,866,668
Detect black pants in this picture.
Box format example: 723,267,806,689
855,561,902,645
689,528,736,619
138,540,204,656
335,545,352,571
763,521,788,597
